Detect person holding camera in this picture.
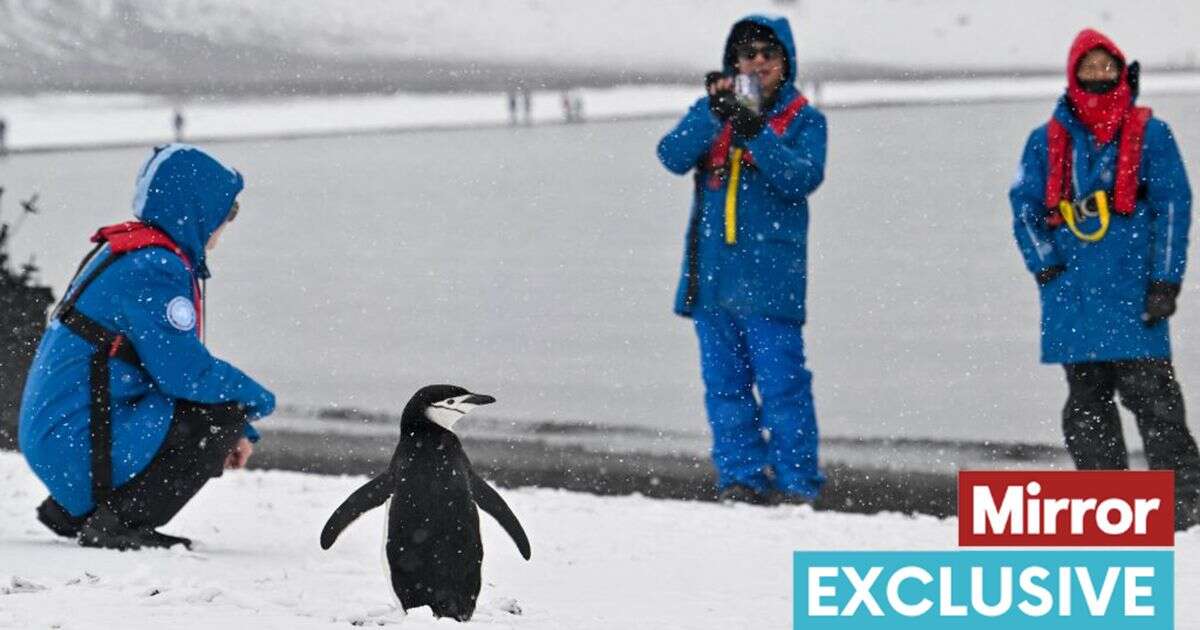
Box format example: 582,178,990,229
1009,29,1200,530
657,15,827,505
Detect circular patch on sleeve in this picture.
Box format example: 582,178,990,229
166,296,197,332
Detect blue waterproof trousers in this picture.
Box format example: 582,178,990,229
693,308,824,497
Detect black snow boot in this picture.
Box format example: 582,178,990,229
717,484,775,506
36,496,86,538
1177,491,1200,532
770,491,816,506
77,505,192,551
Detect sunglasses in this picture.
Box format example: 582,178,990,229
736,43,782,62
227,200,240,223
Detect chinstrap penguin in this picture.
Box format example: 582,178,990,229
320,384,531,621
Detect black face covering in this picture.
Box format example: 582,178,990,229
1078,78,1120,94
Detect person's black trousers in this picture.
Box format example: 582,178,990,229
110,400,248,529
39,400,247,534
1063,359,1200,506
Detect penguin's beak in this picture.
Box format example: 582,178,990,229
464,394,496,406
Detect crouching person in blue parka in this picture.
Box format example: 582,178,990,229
19,144,276,549
657,15,827,505
1010,30,1200,530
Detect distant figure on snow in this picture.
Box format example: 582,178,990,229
1009,29,1200,530
571,93,585,123
172,109,185,142
561,90,572,123
560,90,585,124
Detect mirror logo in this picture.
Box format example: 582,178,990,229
794,471,1176,628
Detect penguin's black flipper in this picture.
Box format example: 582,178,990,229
469,470,531,560
320,472,394,550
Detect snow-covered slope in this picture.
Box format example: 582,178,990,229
2,452,1199,628
2,1,1199,93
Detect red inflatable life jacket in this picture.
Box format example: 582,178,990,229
1043,107,1152,227
89,221,203,337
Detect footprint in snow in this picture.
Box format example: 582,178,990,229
492,597,523,615
3,576,47,594
65,572,100,586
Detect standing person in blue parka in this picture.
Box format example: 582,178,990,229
1010,29,1200,530
19,144,276,549
657,15,827,505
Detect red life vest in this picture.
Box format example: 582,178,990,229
90,221,203,338
705,94,808,190
1043,106,1151,226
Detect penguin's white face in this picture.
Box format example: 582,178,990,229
425,395,484,431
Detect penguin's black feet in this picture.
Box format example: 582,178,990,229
431,592,475,622
717,484,775,506
77,505,193,551
36,496,86,538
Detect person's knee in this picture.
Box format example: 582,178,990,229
174,400,249,427
1118,360,1178,394
743,320,810,395
698,356,754,398
756,363,813,402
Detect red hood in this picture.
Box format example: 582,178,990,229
1065,28,1132,144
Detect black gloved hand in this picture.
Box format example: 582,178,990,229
1036,264,1066,286
1144,280,1181,326
709,89,738,120
730,104,765,138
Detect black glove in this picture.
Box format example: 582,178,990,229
1036,265,1065,286
1144,280,1181,326
709,89,738,120
730,104,765,138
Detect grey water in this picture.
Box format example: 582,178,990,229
5,95,1200,445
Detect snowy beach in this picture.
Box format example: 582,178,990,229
7,2,1200,628
5,74,1200,152
2,451,1196,628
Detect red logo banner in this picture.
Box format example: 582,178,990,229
958,471,1174,547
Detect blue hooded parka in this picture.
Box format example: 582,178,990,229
656,14,827,322
19,144,276,517
1010,98,1192,364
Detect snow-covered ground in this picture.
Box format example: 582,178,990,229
1,452,1198,628
0,451,1195,629
5,73,1200,152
